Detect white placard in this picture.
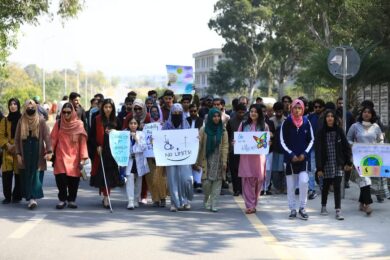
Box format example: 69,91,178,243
153,129,199,166
234,131,270,155
143,122,162,158
352,143,390,178
109,130,130,166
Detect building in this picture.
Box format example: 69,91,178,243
193,48,224,96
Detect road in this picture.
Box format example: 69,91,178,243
0,168,389,260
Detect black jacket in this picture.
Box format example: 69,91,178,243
315,127,352,172
187,117,203,129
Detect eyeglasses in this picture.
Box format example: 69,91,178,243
62,111,71,115
134,107,142,111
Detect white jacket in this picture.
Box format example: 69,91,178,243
126,131,150,176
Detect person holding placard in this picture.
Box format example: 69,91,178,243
196,108,228,212
237,104,269,214
280,99,314,220
163,103,193,212
347,106,386,215
125,118,149,209
90,99,121,209
315,110,352,220
50,103,88,209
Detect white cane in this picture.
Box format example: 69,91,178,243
99,153,113,213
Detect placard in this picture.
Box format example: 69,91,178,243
352,143,390,178
153,129,199,166
109,130,130,166
143,122,162,158
234,131,270,155
166,65,194,94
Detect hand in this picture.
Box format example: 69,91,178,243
298,154,305,161
232,140,236,145
291,156,299,163
44,153,52,161
17,154,23,166
344,165,352,172
97,146,102,155
317,171,324,177
80,159,86,166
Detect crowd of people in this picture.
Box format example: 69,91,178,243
0,89,389,221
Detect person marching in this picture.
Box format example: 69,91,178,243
0,98,22,204
315,109,352,220
125,118,150,209
90,99,121,209
163,103,193,212
280,99,314,220
237,104,269,214
15,99,52,209
197,108,228,212
50,102,88,209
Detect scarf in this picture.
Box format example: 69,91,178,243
60,103,87,141
205,108,223,158
132,99,147,123
20,100,40,140
291,99,304,128
7,98,21,138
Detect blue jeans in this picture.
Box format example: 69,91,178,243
308,151,316,191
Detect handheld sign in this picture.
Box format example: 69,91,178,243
166,65,194,94
109,130,130,166
352,143,390,178
234,131,270,155
153,129,199,166
143,122,162,158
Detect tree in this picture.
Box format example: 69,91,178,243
209,0,272,101
207,60,245,96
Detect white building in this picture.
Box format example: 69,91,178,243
193,48,224,96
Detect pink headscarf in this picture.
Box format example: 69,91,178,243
291,99,304,128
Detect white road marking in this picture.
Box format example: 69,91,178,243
8,214,47,239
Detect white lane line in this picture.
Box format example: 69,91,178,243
8,214,47,239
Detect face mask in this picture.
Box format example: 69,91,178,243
151,111,159,120
171,114,182,128
26,109,36,116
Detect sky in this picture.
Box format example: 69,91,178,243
9,0,224,77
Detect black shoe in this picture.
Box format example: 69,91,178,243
160,199,166,208
265,190,273,195
222,181,229,189
152,201,160,207
12,198,21,203
56,201,67,209
308,191,317,200
295,188,299,195
344,182,350,189
233,191,240,197
377,195,384,203
67,202,78,209
299,208,309,220
260,191,265,196
289,209,297,219
196,187,202,193
2,199,11,204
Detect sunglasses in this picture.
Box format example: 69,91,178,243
62,111,72,115
134,107,142,111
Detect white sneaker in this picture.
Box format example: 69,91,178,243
127,200,134,210
134,201,139,208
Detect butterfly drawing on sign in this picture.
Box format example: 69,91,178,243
253,133,267,149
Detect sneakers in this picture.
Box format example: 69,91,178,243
56,201,67,209
335,210,344,220
127,200,134,210
298,208,309,220
67,201,78,209
204,202,211,210
28,199,37,210
211,207,219,213
308,190,317,200
320,206,328,216
170,205,178,212
265,190,273,195
183,204,191,211
289,209,297,219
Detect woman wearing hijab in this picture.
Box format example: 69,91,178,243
15,99,52,209
90,99,121,209
123,99,151,130
146,105,168,207
163,103,193,212
50,102,88,209
315,110,352,220
196,108,228,212
237,104,269,214
0,98,22,204
280,99,314,220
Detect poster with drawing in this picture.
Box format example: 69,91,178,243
109,130,130,166
234,131,270,155
352,143,390,178
166,65,194,94
153,129,199,166
143,122,162,158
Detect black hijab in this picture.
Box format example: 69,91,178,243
7,98,22,138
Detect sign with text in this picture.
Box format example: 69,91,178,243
234,131,270,155
166,65,194,94
109,130,130,166
352,143,390,178
153,129,199,166
143,122,162,158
